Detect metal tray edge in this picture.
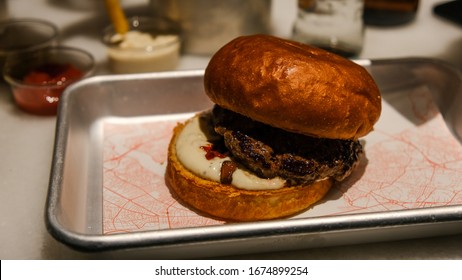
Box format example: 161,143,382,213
45,58,462,257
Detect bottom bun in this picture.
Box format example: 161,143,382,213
165,121,333,221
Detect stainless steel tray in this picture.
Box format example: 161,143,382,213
46,58,462,258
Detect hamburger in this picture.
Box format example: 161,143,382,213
165,35,381,221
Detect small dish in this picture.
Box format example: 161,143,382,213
3,46,94,115
103,16,181,74
0,18,59,69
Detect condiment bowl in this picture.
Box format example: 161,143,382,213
103,16,181,74
3,46,95,115
0,18,59,69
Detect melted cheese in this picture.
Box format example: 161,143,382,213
175,114,286,190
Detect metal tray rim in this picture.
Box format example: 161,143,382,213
46,57,462,255
46,203,462,252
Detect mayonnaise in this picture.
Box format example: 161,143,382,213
107,30,180,74
175,113,286,190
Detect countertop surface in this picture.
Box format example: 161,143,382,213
1,0,462,259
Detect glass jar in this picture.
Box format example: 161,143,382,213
363,0,419,26
292,0,365,58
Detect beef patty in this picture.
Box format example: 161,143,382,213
211,105,363,185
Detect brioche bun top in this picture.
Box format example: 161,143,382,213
204,35,381,140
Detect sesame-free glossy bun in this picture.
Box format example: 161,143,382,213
165,121,333,221
204,35,381,140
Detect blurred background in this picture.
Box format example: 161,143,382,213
1,0,461,74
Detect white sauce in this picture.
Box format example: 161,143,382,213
175,114,286,190
107,30,180,74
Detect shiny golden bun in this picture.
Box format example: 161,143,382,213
165,121,333,221
204,35,381,140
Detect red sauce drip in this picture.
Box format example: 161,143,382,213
14,63,83,115
201,144,228,160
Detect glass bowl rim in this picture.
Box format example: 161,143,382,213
0,18,60,55
3,45,95,89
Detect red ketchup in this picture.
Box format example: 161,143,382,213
201,144,228,160
14,63,83,115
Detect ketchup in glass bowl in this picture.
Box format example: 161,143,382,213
3,46,94,115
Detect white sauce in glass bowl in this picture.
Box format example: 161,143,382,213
175,113,286,190
107,30,180,74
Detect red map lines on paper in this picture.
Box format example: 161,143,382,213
335,122,462,215
102,89,462,234
332,90,462,215
103,120,222,234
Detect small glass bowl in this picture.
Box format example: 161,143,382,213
103,16,182,74
3,46,95,115
0,18,59,69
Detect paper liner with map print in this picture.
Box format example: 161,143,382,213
102,86,462,234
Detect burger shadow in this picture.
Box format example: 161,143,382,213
310,140,369,207
370,48,462,128
372,76,434,127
